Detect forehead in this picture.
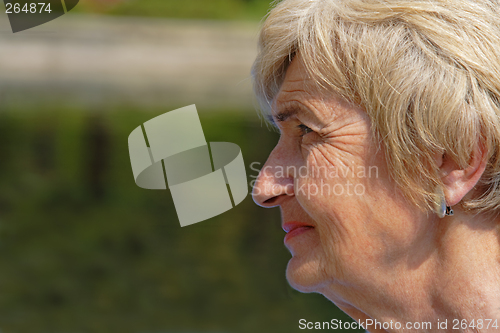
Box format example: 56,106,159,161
271,56,343,122
271,56,321,116
274,56,315,104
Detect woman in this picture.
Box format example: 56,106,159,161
251,0,500,331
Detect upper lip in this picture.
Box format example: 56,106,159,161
282,221,314,233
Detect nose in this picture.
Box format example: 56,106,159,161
252,146,295,208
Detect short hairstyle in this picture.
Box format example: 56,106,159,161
252,0,500,213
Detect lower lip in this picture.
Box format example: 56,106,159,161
284,226,313,243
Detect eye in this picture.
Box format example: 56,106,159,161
298,124,314,136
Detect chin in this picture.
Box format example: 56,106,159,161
285,255,324,293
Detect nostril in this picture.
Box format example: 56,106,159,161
263,196,279,205
262,194,290,206
252,171,294,207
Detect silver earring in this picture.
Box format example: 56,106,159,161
435,187,453,218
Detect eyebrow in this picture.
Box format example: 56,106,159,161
266,106,300,126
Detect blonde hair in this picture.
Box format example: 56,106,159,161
252,0,500,213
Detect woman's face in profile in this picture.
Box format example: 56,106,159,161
252,56,431,296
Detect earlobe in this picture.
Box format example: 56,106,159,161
440,144,488,207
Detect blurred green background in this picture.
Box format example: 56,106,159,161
0,0,362,332
75,0,273,21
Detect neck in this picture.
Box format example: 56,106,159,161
321,211,500,332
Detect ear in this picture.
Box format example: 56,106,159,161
436,144,488,207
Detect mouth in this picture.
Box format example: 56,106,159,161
283,221,314,243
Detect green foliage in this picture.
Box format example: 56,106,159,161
0,105,362,333
74,0,275,21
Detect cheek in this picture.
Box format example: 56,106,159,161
295,140,404,255
293,145,372,249
296,143,370,215
298,145,429,261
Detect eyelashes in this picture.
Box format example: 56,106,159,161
267,118,314,137
298,124,314,136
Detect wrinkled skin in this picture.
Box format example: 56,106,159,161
252,56,500,332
